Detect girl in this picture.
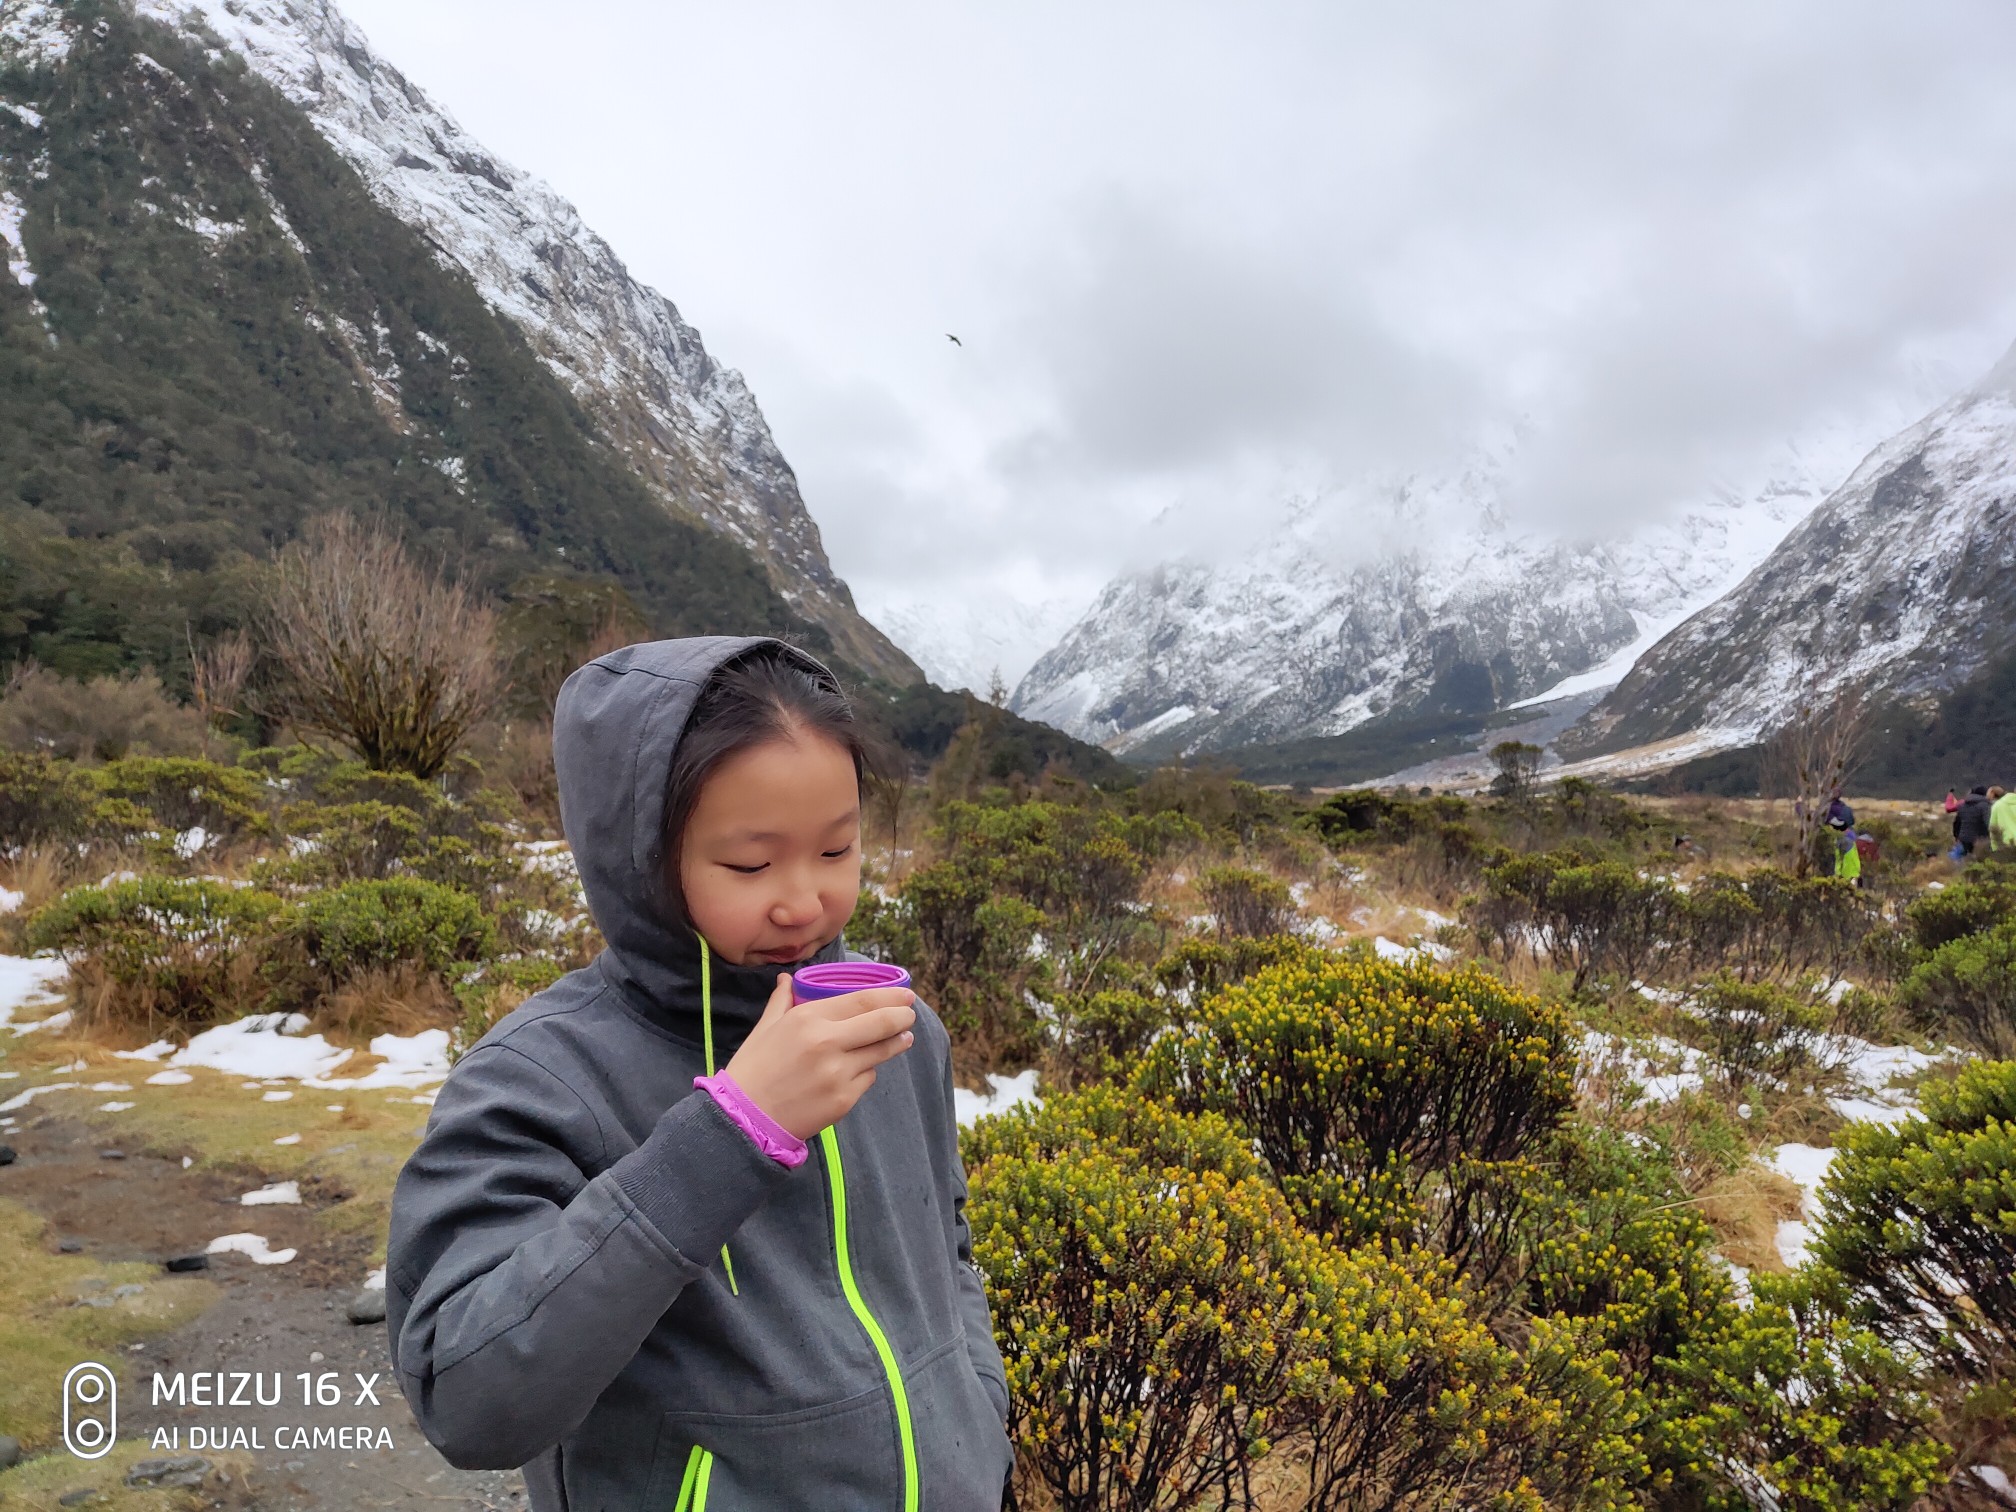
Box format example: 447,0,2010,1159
386,637,1013,1511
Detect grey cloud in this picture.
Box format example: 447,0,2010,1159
338,0,2016,616
991,195,1480,487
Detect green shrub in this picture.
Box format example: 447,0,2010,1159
1195,865,1295,939
269,879,495,1003
1683,974,1831,1095
933,800,1188,987
1544,777,1652,845
1309,788,1466,847
452,955,568,1060
89,756,271,847
266,800,427,883
1663,1270,1947,1512
967,1087,1631,1511
1894,921,2016,1058
1046,988,1170,1083
1525,1122,1733,1390
1904,874,2016,953
1134,952,1576,1289
1812,1059,2016,1399
1470,851,1675,991
1676,871,1880,986
1633,1088,1751,1192
257,784,521,898
24,878,284,1025
888,860,1046,1042
1151,933,1305,1002
1,750,99,848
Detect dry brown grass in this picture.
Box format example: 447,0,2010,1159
64,951,267,1045
314,963,458,1044
1694,1163,1807,1272
0,843,68,914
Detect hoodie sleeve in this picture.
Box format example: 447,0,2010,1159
385,1040,795,1469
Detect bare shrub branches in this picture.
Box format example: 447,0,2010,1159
188,626,253,732
258,514,500,778
1763,682,1871,878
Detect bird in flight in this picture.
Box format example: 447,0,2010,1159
945,333,962,346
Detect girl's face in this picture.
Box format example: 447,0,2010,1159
677,729,862,968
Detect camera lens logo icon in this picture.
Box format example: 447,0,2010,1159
63,1363,118,1459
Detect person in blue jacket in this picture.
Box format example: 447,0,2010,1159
386,638,1014,1511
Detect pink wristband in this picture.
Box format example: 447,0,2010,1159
696,1072,809,1169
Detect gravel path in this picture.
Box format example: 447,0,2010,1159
2,1114,525,1511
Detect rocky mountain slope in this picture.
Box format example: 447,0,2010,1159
126,0,915,682
1562,341,2016,764
0,0,831,680
1013,425,1898,761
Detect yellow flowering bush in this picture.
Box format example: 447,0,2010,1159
1133,952,1574,1274
1663,1271,1946,1512
968,1088,1652,1510
969,1138,1322,1511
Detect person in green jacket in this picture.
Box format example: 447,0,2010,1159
1826,817,1862,882
1991,785,2016,851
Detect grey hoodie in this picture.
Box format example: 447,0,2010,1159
386,637,1012,1511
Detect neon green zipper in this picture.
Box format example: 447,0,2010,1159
673,1445,712,1511
820,1125,919,1512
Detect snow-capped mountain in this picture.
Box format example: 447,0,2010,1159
865,591,1091,697
129,0,916,682
1561,341,2016,763
1013,421,1911,760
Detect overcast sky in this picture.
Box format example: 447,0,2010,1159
339,0,2016,673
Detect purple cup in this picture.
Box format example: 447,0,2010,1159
792,960,912,1004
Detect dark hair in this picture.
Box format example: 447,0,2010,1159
660,646,874,925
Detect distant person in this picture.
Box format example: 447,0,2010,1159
1824,790,1855,829
1992,786,2016,853
1853,826,1879,884
1944,788,1961,814
1826,816,1862,884
1953,784,1994,860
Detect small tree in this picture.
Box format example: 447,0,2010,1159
1488,740,1543,799
259,515,500,778
1763,683,1870,879
1196,865,1296,940
188,626,253,735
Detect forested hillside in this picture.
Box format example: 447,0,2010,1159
0,0,817,687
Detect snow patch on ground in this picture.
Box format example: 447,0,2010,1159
0,1081,79,1114
206,1232,297,1265
240,1181,301,1206
1373,935,1455,963
954,1069,1041,1128
0,955,69,1029
170,1013,353,1081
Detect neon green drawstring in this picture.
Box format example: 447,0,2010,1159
698,937,739,1296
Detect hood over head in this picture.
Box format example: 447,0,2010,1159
552,636,850,1040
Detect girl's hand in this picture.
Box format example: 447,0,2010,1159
724,975,917,1140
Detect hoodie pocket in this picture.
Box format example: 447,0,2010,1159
656,1373,892,1510
655,1335,1009,1511
906,1332,1016,1508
